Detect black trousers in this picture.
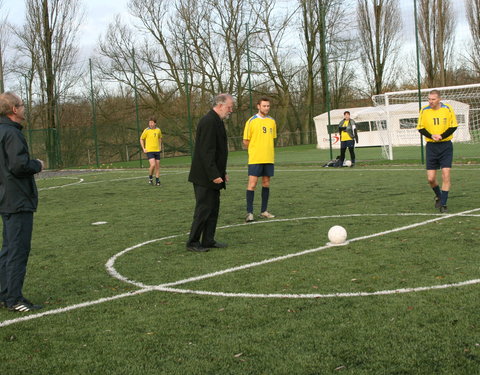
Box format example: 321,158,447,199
0,212,34,306
340,140,356,163
187,184,220,247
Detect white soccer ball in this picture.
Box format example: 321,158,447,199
328,225,347,244
344,160,352,167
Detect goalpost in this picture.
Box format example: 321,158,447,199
371,83,480,160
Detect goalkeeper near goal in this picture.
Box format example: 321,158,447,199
417,89,458,213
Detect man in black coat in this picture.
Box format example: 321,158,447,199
0,92,44,312
186,94,234,252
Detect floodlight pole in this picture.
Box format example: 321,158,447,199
132,49,142,168
183,38,193,159
320,3,333,160
413,0,425,164
89,59,100,168
246,23,253,116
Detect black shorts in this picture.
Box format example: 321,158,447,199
341,140,355,149
146,152,161,160
426,141,453,170
248,163,274,177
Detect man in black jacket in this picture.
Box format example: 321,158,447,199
186,94,234,252
0,92,44,312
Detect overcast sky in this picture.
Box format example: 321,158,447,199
2,0,131,55
1,0,471,61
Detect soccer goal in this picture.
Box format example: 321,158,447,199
371,83,480,160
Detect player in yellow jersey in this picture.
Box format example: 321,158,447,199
338,111,358,167
417,90,458,213
140,117,163,186
243,97,277,222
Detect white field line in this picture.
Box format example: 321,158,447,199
2,209,479,328
38,177,84,191
154,278,480,299
151,208,480,289
37,170,189,190
0,289,152,328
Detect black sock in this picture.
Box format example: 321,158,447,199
440,190,449,206
246,190,254,213
261,187,270,213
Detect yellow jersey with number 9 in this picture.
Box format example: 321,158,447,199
417,103,458,142
243,115,277,164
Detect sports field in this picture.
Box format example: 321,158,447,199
1,146,480,374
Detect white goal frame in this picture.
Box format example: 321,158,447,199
372,83,480,160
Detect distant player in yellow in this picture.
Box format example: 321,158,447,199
417,90,458,213
243,97,277,222
338,111,358,167
140,117,163,186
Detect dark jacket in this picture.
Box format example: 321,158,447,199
188,109,228,190
338,119,359,143
0,116,42,214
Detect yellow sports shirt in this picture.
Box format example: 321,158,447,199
243,115,277,164
140,127,162,152
417,103,458,142
340,120,353,141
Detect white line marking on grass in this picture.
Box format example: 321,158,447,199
0,289,151,328
2,209,479,327
38,177,84,191
107,209,480,292
154,278,480,299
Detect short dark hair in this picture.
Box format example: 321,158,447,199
149,117,157,123
257,97,271,106
429,89,441,97
344,111,350,115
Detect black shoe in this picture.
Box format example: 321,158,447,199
155,181,161,186
148,179,153,185
440,205,448,213
8,299,43,312
186,244,209,252
434,196,441,209
204,241,228,249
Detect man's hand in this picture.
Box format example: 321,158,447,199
432,134,442,141
213,177,224,184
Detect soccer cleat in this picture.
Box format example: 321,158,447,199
434,196,441,209
155,181,161,186
148,179,153,185
8,299,43,312
259,211,275,219
440,205,448,213
245,213,254,222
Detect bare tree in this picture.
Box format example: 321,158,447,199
418,0,456,87
247,0,300,143
465,0,480,75
13,0,84,167
356,0,401,95
297,0,355,143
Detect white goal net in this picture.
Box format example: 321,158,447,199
371,84,480,160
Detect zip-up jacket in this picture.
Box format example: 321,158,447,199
0,116,42,214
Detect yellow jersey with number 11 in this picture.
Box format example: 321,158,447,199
417,103,458,142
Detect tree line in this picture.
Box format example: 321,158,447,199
0,0,479,167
